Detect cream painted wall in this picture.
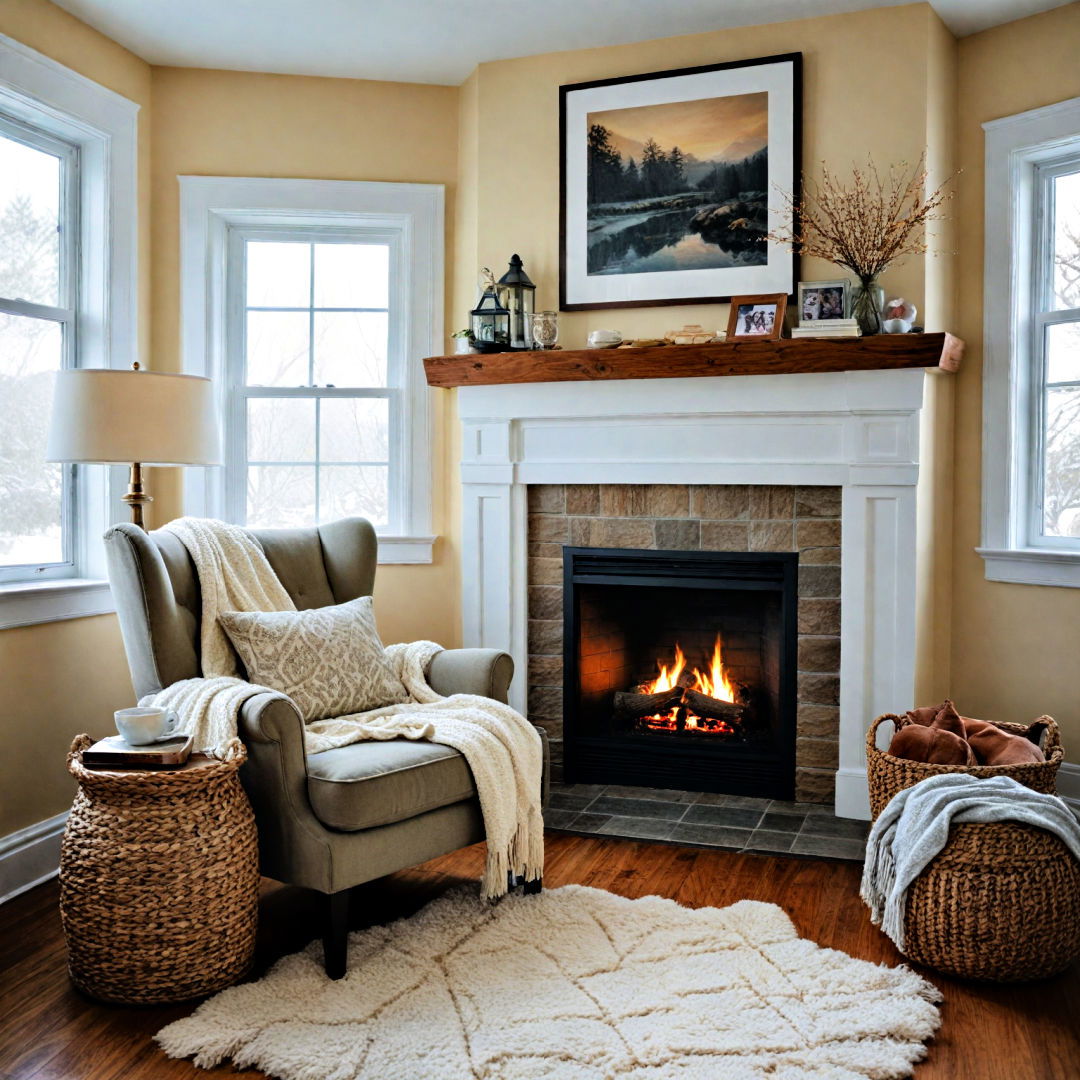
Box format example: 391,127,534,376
0,0,152,835
459,3,954,349
148,66,462,648
950,3,1080,747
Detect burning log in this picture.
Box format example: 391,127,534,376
613,687,683,724
683,687,746,723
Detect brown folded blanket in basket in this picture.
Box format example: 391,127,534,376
888,699,1046,766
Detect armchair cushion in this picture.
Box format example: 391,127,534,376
306,740,476,831
220,596,407,721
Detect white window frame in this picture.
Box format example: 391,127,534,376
979,95,1080,587
179,176,441,564
0,34,138,628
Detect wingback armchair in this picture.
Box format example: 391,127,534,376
103,517,548,978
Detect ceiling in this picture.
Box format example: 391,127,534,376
49,0,1075,86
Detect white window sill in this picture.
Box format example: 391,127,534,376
377,536,437,565
0,577,115,630
977,547,1080,588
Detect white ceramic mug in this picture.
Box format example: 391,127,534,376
115,706,181,745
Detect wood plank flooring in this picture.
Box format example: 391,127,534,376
1,832,1077,1080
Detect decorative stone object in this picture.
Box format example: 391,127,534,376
882,297,917,334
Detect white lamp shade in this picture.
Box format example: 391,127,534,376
46,368,222,466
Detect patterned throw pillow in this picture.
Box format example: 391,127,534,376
219,596,408,722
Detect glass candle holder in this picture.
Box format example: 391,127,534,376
529,310,559,350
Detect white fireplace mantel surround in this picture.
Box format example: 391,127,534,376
456,367,949,820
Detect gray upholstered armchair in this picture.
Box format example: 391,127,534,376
103,517,548,978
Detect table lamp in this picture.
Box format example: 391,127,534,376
46,363,221,529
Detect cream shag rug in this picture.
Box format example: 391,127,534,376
157,885,941,1080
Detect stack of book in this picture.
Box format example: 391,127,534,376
82,733,194,769
791,319,861,339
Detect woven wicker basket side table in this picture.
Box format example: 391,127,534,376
60,735,259,1004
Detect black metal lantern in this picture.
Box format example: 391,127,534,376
470,281,511,353
497,254,536,349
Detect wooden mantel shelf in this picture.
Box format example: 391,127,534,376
423,331,963,389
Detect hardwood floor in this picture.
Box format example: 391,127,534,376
1,832,1077,1079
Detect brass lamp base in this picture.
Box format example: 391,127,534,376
121,462,153,530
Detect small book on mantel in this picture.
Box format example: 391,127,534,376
791,321,862,339
82,733,194,769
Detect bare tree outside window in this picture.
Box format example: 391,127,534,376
0,128,70,568
1043,169,1080,538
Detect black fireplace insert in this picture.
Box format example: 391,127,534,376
562,546,798,798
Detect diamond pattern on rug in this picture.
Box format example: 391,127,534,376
157,885,941,1080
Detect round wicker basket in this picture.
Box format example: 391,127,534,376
902,822,1080,981
60,735,259,1004
866,714,1079,981
866,713,1062,820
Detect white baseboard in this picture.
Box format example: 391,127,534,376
1058,761,1080,812
0,811,68,905
833,767,872,821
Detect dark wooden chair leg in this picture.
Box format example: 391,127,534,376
523,876,542,895
322,889,350,979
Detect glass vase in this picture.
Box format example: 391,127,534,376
851,276,885,335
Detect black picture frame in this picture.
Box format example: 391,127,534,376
559,52,802,311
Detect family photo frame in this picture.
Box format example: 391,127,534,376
726,293,787,341
560,52,802,311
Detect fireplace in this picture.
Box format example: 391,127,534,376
562,546,798,798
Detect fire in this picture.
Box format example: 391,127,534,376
643,635,737,703
638,635,740,737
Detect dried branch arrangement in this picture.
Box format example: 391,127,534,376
767,154,953,281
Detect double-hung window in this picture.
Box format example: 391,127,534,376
0,33,138,627
0,114,78,582
179,177,441,564
980,96,1080,587
228,231,398,530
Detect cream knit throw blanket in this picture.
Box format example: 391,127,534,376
143,517,543,899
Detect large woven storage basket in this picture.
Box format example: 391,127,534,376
866,713,1080,981
60,735,259,1004
866,712,1062,820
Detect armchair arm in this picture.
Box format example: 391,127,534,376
428,648,514,703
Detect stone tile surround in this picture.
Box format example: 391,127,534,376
526,483,842,804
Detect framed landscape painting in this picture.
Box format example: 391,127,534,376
560,53,801,310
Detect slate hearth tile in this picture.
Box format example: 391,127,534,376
542,809,581,830
669,823,753,848
791,834,866,861
566,812,613,832
746,830,796,853
597,816,678,841
758,811,805,833
589,796,689,821
682,804,764,829
696,794,772,811
547,791,597,812
800,815,870,841
602,784,698,803
788,800,836,816
550,783,606,798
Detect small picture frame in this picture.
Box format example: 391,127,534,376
797,279,850,324
726,293,787,341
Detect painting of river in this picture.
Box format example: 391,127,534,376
586,92,769,276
